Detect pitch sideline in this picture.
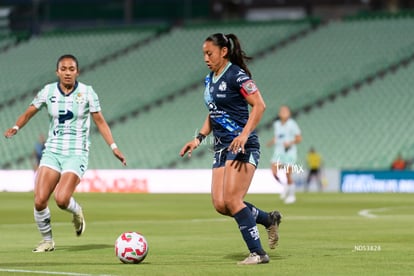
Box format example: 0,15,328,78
0,268,113,276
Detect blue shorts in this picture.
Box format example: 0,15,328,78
39,149,88,178
212,148,260,169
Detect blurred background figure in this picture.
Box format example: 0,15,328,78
32,134,46,171
305,147,323,192
267,105,302,204
391,153,407,170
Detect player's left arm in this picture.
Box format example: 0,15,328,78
285,123,302,148
229,82,266,154
91,111,127,166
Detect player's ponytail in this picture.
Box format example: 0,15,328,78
225,34,252,78
205,33,252,77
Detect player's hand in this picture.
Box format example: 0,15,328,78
113,148,127,166
284,141,292,152
266,139,274,147
4,128,18,139
179,139,199,158
229,134,248,154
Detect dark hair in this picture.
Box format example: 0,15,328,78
205,33,252,77
56,54,79,70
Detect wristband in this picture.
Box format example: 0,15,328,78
110,143,118,150
196,133,206,143
12,125,19,131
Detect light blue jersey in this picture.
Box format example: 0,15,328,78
271,118,301,164
31,81,101,156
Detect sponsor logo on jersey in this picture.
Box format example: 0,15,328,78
208,102,217,110
49,96,73,104
58,110,74,124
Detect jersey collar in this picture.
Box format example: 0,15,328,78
57,81,78,96
212,62,232,83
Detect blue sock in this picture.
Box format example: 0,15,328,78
233,207,266,255
244,201,271,228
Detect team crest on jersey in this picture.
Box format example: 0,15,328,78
218,81,227,91
242,80,258,95
75,93,85,104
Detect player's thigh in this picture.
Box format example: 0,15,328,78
54,172,80,207
211,167,225,209
34,166,60,206
271,162,278,176
223,160,256,209
54,154,85,205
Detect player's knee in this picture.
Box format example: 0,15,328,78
223,198,241,215
54,194,70,209
212,200,229,216
34,198,48,211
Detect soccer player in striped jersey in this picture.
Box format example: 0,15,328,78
4,54,126,252
180,33,282,265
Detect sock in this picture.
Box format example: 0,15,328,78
244,201,272,228
287,184,296,197
233,207,266,255
65,197,81,214
34,207,53,241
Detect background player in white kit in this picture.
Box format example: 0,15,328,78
267,105,302,204
4,54,126,252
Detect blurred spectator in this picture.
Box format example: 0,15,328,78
32,134,46,171
391,153,406,170
305,147,323,192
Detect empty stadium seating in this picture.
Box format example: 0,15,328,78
1,17,414,171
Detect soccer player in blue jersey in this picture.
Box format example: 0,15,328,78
180,33,282,265
267,105,302,204
4,54,126,252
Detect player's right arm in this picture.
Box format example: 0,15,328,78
180,114,211,158
4,105,39,138
266,137,276,147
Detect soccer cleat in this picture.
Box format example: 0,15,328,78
32,240,55,253
72,209,86,236
284,195,296,204
237,252,270,265
266,210,282,249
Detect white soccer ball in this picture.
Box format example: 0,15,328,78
115,231,149,264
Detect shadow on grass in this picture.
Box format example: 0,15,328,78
225,251,287,262
57,243,113,251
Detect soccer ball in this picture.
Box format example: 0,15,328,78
115,231,149,264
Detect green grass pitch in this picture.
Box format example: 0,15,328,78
0,192,413,276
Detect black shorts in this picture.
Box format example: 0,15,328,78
212,148,260,169
309,168,320,175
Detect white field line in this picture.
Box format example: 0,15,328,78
358,208,390,218
358,206,414,219
0,268,113,276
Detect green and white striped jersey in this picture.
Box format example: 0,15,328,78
32,81,101,155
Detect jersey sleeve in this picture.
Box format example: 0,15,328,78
31,86,48,109
234,69,259,98
88,86,101,113
291,120,301,135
